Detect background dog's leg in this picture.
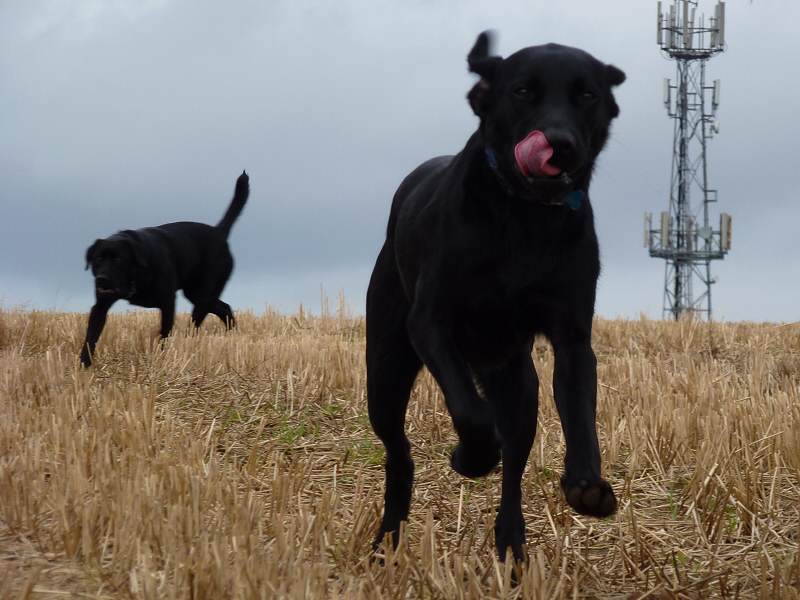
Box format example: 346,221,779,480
190,300,234,330
210,299,235,329
552,335,617,518
80,297,116,367
158,297,175,339
476,349,539,563
185,265,234,330
407,293,501,478
191,304,209,328
366,244,422,553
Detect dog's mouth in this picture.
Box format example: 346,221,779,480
522,170,573,187
513,130,587,195
485,136,585,207
95,281,135,298
517,164,580,198
511,133,587,208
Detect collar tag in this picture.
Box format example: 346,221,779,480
565,190,585,210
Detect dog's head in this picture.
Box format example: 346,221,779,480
467,31,625,199
84,235,148,299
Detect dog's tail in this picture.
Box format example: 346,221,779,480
216,170,250,238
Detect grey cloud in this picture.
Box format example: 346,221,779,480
0,0,796,321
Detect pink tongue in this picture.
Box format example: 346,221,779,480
514,130,562,177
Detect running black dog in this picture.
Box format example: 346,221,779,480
80,171,250,367
366,32,625,562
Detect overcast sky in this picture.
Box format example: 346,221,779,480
1,0,797,322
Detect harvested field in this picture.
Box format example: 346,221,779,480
0,307,798,599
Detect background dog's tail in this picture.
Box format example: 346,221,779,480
216,170,250,238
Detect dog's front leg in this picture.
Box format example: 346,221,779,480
158,296,176,339
80,297,116,367
407,298,501,478
552,336,617,517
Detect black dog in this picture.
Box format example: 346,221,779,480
80,171,250,366
366,32,625,562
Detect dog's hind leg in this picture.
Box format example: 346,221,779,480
209,299,235,329
186,255,234,330
474,348,539,563
191,305,210,328
367,243,422,553
191,299,234,329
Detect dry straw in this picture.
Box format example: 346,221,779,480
0,307,798,599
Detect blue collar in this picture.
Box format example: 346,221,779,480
484,146,585,210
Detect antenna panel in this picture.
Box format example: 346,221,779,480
657,1,663,44
669,5,676,47
683,1,690,48
720,213,732,250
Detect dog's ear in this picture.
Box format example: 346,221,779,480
467,31,501,80
467,31,502,117
123,238,148,270
604,64,626,118
605,64,626,87
85,239,101,270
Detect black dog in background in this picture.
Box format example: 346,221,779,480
80,171,250,367
366,32,625,562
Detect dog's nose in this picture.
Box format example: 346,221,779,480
95,276,112,289
545,131,579,170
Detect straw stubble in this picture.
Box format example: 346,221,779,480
0,308,798,599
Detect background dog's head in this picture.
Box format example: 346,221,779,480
85,235,148,299
467,31,625,197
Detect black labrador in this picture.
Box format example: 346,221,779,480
366,32,625,562
80,171,250,366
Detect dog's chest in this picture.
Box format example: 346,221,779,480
452,222,596,361
467,227,566,304
453,255,562,357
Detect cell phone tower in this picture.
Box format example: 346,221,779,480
645,0,732,320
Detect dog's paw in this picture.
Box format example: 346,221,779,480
561,477,617,517
451,438,501,478
494,510,526,566
79,351,92,368
371,526,401,566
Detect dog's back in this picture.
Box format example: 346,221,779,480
136,222,230,284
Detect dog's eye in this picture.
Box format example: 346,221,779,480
513,87,531,98
580,91,598,103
